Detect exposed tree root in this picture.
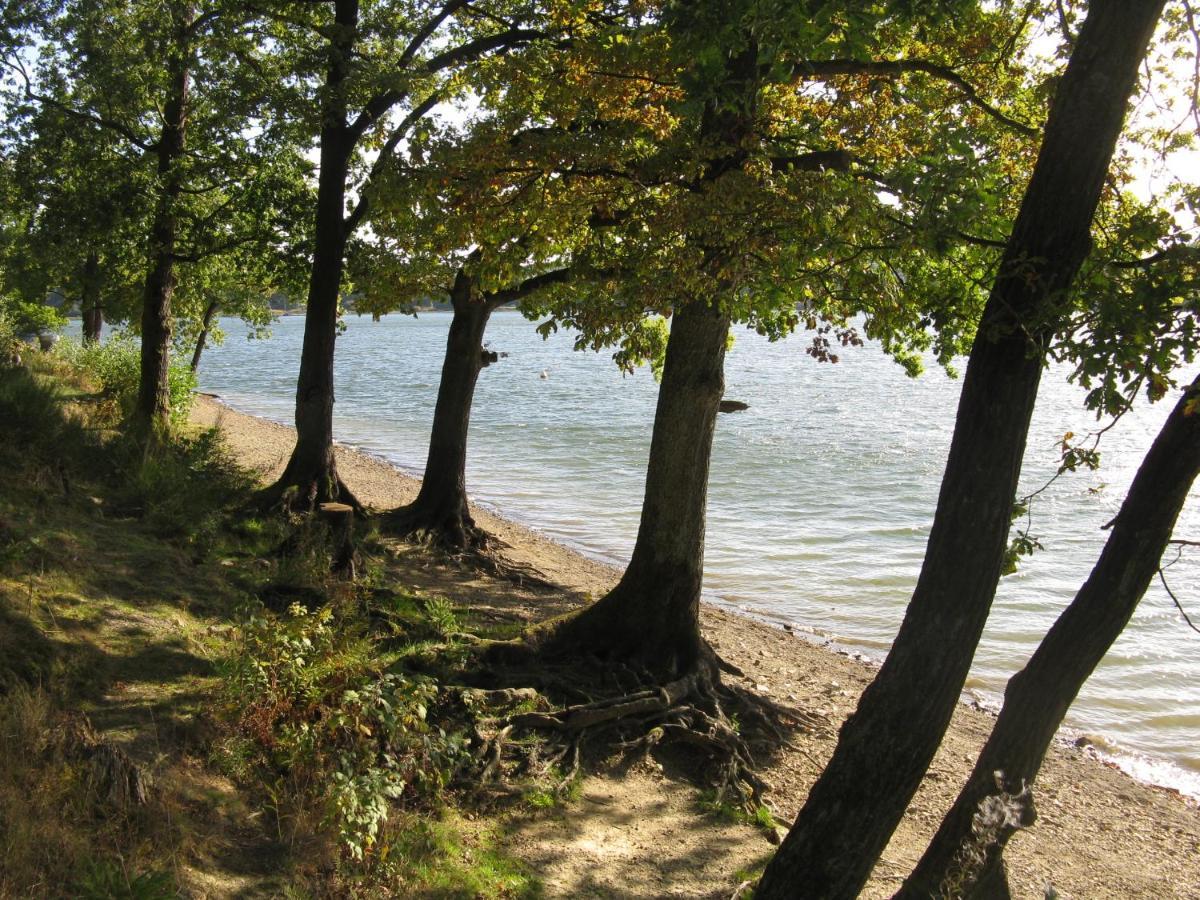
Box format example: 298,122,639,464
253,471,366,517
458,657,829,812
384,504,558,591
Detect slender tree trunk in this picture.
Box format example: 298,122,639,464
134,3,192,435
537,298,730,679
755,4,1166,897
264,0,361,511
899,374,1200,899
385,269,496,546
80,251,102,345
190,298,219,372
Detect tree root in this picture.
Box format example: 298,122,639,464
253,471,366,517
385,505,558,591
460,663,829,812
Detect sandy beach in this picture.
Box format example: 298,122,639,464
193,394,1200,899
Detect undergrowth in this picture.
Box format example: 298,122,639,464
0,355,546,897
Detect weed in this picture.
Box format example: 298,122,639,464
422,595,459,638
217,603,467,863
698,789,777,833
74,859,176,900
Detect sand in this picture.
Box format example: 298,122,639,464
192,395,1200,899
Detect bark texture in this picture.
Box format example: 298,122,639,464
899,374,1200,899
755,4,1166,897
538,298,730,678
134,4,192,434
265,0,360,511
385,270,496,547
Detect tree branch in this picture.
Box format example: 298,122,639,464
789,58,1038,138
484,267,572,306
3,55,156,152
344,91,444,234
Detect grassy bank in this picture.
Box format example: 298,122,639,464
0,352,543,898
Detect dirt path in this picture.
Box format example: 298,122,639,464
193,396,1200,899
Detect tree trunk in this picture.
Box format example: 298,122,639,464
755,4,1165,897
263,0,361,512
80,251,102,345
536,298,730,679
385,269,495,547
190,298,219,372
134,3,192,435
898,373,1200,899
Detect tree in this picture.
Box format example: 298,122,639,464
497,0,1039,687
0,102,147,345
1,0,309,434
898,371,1200,898
256,0,556,512
755,3,1169,896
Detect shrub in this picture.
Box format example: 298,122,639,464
217,604,465,863
0,309,20,364
59,336,197,428
1,298,67,338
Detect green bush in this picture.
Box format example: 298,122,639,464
0,310,19,364
1,299,67,338
59,336,197,428
218,604,465,862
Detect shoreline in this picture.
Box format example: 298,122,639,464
192,393,1200,898
194,392,1199,801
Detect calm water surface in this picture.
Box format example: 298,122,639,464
195,311,1200,797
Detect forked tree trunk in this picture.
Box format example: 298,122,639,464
263,0,361,512
385,269,497,546
537,298,730,678
134,4,192,435
190,299,219,371
755,4,1166,897
899,374,1200,899
81,251,102,345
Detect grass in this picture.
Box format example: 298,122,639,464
381,812,542,898
0,354,542,898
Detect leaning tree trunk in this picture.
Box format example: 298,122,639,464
385,269,496,547
134,7,192,436
535,298,730,679
189,298,219,372
898,373,1200,900
262,0,361,512
80,251,102,345
755,4,1166,897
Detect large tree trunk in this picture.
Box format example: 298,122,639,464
80,250,102,345
535,298,730,679
385,269,496,547
134,5,192,435
190,298,219,372
263,0,361,512
755,4,1166,897
898,373,1200,899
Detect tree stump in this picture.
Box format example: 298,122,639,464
319,501,356,580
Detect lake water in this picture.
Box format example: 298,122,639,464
189,310,1199,798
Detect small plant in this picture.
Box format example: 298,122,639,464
74,860,176,900
0,308,21,365
422,595,459,638
1,298,67,340
218,603,466,863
